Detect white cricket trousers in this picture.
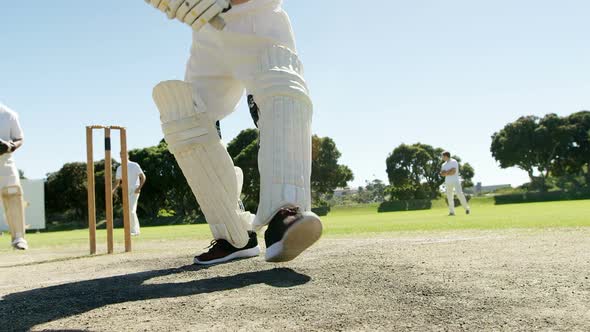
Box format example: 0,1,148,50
183,1,312,232
446,181,469,214
128,191,140,235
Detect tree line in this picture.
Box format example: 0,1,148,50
491,111,590,192
372,110,589,207
45,131,353,227
44,110,589,227
385,143,474,201
327,143,475,208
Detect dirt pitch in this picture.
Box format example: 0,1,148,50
1,228,589,331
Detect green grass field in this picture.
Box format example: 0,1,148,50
4,198,589,251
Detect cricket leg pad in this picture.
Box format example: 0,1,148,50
153,80,252,248
2,185,26,241
250,46,313,229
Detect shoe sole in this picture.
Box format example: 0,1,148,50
12,240,28,250
265,214,323,263
193,246,260,265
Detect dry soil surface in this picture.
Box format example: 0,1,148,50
1,228,589,331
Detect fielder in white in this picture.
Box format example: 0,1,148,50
113,155,146,236
146,0,322,265
440,151,471,216
0,103,28,250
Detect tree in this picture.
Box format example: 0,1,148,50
45,162,88,222
227,129,260,211
227,130,354,210
386,143,474,199
45,131,353,226
461,163,475,188
491,114,573,191
421,146,447,195
45,160,119,225
311,135,354,205
363,179,387,203
386,183,424,201
555,111,590,186
535,114,574,189
129,140,199,218
386,143,430,187
491,116,540,186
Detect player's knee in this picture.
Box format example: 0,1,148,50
2,185,23,200
250,46,312,110
152,80,220,155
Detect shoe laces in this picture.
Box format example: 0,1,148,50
204,239,230,252
280,206,301,217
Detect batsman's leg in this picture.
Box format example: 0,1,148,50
251,46,313,226
248,45,322,262
152,80,253,249
2,185,28,250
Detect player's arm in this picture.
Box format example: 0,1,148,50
146,0,231,31
11,138,23,151
0,138,22,156
112,179,122,194
113,166,123,193
136,173,147,193
1,112,25,155
445,168,457,176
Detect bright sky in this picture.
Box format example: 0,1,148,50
1,1,588,188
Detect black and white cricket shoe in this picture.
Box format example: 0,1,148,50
194,231,260,265
264,207,323,263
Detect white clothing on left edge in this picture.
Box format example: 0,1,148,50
0,104,23,181
0,104,25,242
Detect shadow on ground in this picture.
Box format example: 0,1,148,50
0,266,310,331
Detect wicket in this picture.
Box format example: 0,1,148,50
86,125,132,254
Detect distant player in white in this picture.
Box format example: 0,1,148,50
440,151,470,216
114,155,146,236
0,103,28,250
146,0,322,265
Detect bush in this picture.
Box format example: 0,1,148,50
444,195,472,207
312,206,331,216
407,199,433,210
386,184,417,201
378,200,406,212
378,199,432,213
494,190,590,205
386,183,435,201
